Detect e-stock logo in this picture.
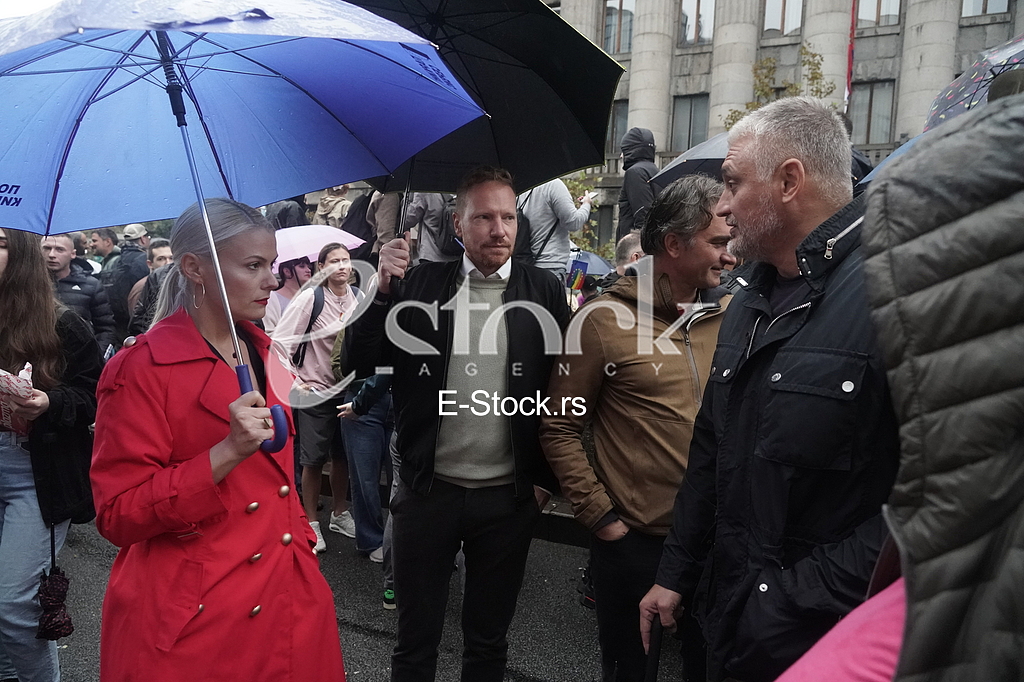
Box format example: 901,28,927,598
268,257,711,409
438,390,587,418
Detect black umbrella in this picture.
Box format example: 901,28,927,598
649,132,728,195
36,527,73,641
357,0,624,193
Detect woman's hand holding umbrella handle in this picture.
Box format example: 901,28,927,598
210,390,274,483
377,232,411,297
235,365,288,453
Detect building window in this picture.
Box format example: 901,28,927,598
849,81,894,145
763,0,803,37
606,99,630,156
961,0,1008,16
679,0,715,46
857,0,900,27
604,0,635,54
671,95,710,152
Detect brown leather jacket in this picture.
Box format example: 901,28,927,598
540,270,730,534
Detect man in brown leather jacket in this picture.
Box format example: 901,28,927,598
541,174,734,682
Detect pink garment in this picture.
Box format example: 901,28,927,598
775,578,905,682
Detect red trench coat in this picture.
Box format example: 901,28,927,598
91,309,345,681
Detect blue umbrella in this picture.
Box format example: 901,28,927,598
0,0,484,235
857,131,930,186
0,0,484,451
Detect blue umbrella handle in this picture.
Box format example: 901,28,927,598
235,365,288,453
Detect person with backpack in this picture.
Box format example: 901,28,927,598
405,192,461,264
517,178,593,285
273,242,363,554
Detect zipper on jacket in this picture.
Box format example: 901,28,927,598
764,301,812,336
429,273,460,494
823,216,864,260
682,304,722,404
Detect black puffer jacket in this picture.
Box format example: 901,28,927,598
344,259,569,500
26,309,102,526
54,263,115,354
656,195,901,682
863,95,1024,682
617,127,659,240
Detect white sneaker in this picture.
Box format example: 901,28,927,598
328,510,356,538
369,547,384,563
310,521,327,553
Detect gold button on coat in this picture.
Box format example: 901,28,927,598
246,502,259,513
198,604,205,613
281,533,293,546
278,485,290,497
250,605,261,617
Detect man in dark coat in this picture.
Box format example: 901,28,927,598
639,97,900,682
42,233,116,354
345,167,568,682
107,223,151,344
617,127,659,241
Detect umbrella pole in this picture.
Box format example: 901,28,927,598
156,31,244,365
157,31,286,452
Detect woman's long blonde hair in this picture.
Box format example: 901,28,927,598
152,198,273,326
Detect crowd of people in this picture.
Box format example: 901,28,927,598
0,92,1021,682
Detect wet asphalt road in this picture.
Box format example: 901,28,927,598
57,506,684,682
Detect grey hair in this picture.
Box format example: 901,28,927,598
151,198,273,327
640,174,723,255
729,97,853,208
614,231,643,266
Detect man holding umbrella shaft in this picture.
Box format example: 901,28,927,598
345,167,568,682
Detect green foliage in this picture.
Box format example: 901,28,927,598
563,172,616,262
142,219,174,240
723,45,837,130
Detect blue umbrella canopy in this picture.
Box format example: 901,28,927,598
0,0,485,235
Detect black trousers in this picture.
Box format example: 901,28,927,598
390,478,540,682
591,528,707,682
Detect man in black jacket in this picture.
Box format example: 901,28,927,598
638,97,900,682
42,233,116,355
617,127,659,241
345,167,569,682
107,223,151,345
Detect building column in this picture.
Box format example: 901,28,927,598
708,0,760,135
896,0,959,138
803,0,852,108
627,0,677,149
559,0,604,45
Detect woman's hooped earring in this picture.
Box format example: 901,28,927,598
193,282,206,309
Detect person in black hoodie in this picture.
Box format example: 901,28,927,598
42,233,116,355
617,127,659,241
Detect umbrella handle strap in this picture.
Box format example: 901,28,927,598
235,366,289,453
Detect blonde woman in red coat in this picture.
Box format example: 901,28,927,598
91,199,345,681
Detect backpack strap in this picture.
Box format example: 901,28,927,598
291,285,325,368
535,218,560,259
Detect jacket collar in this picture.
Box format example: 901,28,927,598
145,308,271,366
741,193,866,294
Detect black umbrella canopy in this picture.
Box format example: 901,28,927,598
649,132,728,194
357,0,624,193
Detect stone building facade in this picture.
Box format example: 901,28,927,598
553,0,1024,243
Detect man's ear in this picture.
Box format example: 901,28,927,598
453,212,463,239
776,158,804,204
663,232,683,258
